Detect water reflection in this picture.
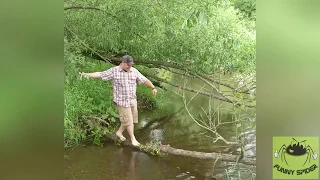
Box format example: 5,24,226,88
65,145,210,180
117,147,140,180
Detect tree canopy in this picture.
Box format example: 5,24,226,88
64,0,255,74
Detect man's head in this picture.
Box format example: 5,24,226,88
120,55,134,71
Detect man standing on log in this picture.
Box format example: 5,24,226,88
79,55,157,146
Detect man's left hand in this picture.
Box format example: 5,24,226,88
152,88,157,96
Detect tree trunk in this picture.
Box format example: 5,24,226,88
104,134,256,166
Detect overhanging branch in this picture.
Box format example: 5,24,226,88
78,52,256,108
142,71,255,108
64,6,103,11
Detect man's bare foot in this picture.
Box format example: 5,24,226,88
116,132,126,141
131,139,140,146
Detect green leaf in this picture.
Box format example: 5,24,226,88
236,123,241,128
111,117,116,122
102,114,109,119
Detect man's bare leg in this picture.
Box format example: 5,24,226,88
126,124,140,146
116,124,127,141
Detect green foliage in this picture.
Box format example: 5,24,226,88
232,0,256,20
64,0,255,74
136,85,161,110
64,37,118,148
135,66,167,110
140,141,162,156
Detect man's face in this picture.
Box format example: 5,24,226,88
122,63,132,71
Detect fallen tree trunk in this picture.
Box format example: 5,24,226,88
104,134,256,166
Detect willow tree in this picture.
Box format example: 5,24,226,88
64,0,256,147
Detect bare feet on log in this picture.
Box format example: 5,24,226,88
116,132,126,141
131,138,140,147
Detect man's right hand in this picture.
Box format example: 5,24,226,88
79,72,89,79
78,72,103,79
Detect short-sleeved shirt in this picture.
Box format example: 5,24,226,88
100,66,148,107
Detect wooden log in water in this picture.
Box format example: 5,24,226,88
104,134,256,166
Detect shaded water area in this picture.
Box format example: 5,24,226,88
65,73,256,180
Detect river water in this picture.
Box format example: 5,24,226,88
65,73,256,180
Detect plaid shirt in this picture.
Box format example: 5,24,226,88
100,66,148,107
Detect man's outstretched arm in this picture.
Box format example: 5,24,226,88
79,68,114,80
79,72,102,78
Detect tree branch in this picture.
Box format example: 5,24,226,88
64,6,103,11
80,52,255,108
82,115,109,126
179,81,238,145
160,66,196,78
65,25,114,65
